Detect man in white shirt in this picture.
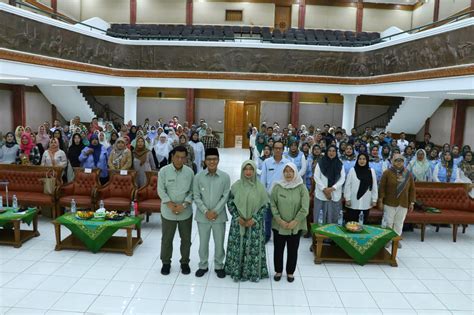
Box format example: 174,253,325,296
397,132,409,152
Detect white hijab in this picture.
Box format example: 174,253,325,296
271,162,304,192
154,132,171,160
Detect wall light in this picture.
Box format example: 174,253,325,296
447,92,474,96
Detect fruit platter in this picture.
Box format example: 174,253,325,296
105,210,126,221
345,221,363,233
75,210,95,220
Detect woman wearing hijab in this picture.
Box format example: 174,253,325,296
252,134,266,162
153,132,172,169
341,144,357,178
0,132,19,164
128,125,137,143
16,133,41,165
378,154,416,245
369,145,386,183
381,144,391,163
427,147,440,174
270,162,309,282
433,151,461,183
256,144,272,179
41,138,67,167
36,125,50,150
147,125,158,142
108,137,132,170
52,129,68,152
80,130,90,147
408,149,431,182
458,150,474,198
173,134,195,170
98,131,110,150
344,153,378,223
188,131,205,173
14,126,25,144
225,160,269,282
313,145,345,224
79,134,109,184
133,136,156,187
67,133,84,168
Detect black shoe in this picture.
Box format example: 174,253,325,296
181,264,191,275
303,232,311,238
215,269,226,278
195,268,208,277
274,274,282,281
287,276,295,283
161,264,171,275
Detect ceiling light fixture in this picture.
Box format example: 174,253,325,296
403,95,430,99
51,84,78,87
447,92,474,96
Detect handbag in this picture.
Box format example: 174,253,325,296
41,169,56,195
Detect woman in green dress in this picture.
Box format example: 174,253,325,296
225,160,269,282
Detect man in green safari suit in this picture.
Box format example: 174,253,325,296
193,148,231,278
158,146,194,275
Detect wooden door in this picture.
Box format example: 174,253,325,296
224,101,244,148
242,102,260,149
275,5,291,31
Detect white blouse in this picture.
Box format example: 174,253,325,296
343,168,378,210
313,163,346,202
41,150,67,167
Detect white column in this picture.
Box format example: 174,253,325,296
123,87,138,125
342,94,358,132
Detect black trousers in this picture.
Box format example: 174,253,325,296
273,229,301,274
345,208,370,223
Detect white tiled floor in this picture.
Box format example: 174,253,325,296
0,148,473,314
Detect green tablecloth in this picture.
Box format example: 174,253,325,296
312,223,397,265
0,208,37,228
56,213,142,253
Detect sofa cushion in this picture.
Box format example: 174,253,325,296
138,199,161,212
59,195,94,208
103,197,132,210
0,191,52,206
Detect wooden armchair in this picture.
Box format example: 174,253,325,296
57,168,101,217
96,170,137,211
136,171,161,222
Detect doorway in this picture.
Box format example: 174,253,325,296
275,5,291,31
224,101,260,148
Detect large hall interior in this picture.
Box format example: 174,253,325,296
0,0,473,314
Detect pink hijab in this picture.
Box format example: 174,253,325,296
20,132,35,156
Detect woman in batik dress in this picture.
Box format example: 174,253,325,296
224,160,269,282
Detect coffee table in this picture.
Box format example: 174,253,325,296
53,212,143,256
0,208,39,248
312,224,401,267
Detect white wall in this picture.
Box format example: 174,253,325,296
439,0,471,20
291,4,299,28
81,0,129,23
363,8,412,32
195,98,225,133
137,0,186,24
260,101,290,127
25,91,53,129
0,90,13,132
463,106,474,148
356,104,390,126
58,0,81,21
193,2,274,26
299,103,343,128
305,5,357,30
425,105,453,146
412,0,435,28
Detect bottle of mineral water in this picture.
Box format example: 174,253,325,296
358,211,364,225
381,216,387,229
337,209,344,226
99,200,104,210
130,201,135,217
12,195,18,209
0,195,3,209
318,209,324,225
70,199,77,214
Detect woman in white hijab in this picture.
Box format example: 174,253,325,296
270,162,309,283
98,131,110,149
407,149,431,182
167,129,179,145
153,132,172,169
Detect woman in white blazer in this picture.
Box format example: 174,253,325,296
343,152,378,223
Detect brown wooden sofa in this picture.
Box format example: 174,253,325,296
368,182,474,242
0,164,63,216
97,170,137,211
136,171,161,222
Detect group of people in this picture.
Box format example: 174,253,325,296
0,116,221,187
0,116,472,283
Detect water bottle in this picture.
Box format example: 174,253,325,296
12,195,18,209
70,199,77,214
381,215,387,229
337,209,344,226
358,211,364,225
99,200,104,210
0,195,3,209
318,209,324,225
130,201,135,217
